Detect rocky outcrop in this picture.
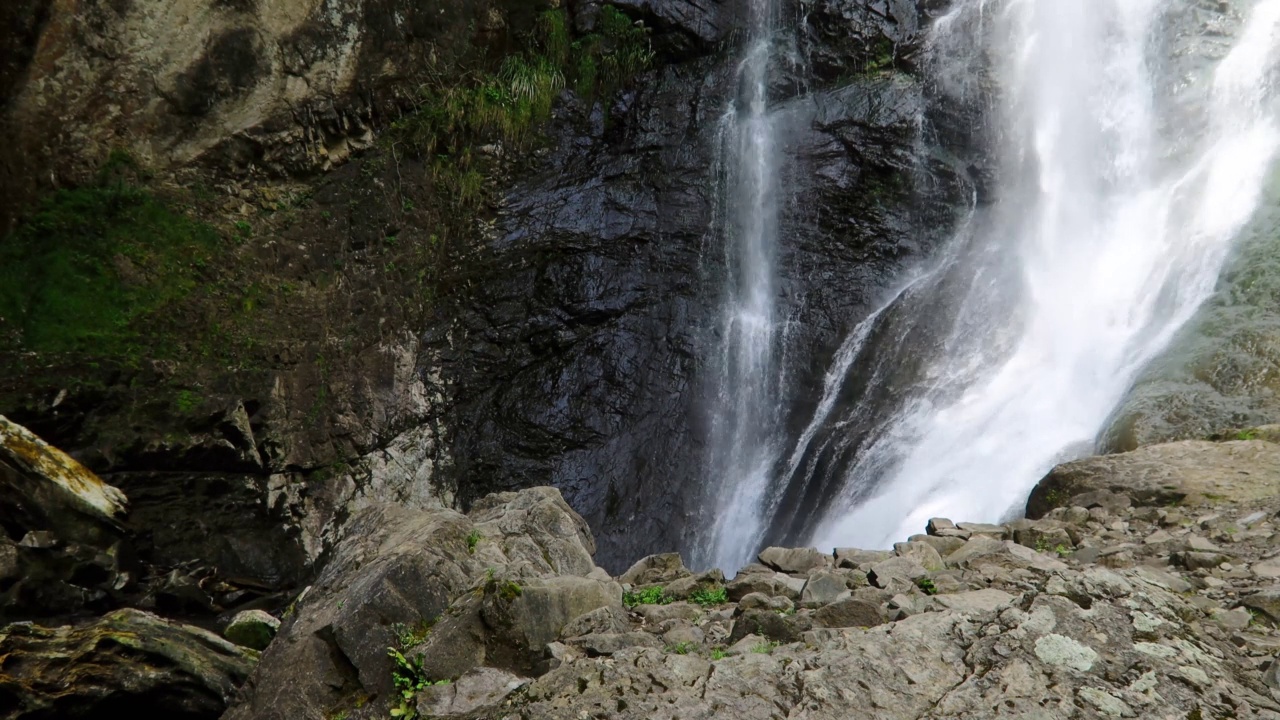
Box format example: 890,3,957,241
220,438,1280,720
1026,437,1280,519
0,608,257,719
222,487,607,720
0,415,126,545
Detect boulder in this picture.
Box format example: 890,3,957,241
758,546,828,574
0,416,127,546
726,571,804,601
893,540,944,571
813,598,884,628
728,608,813,644
1027,440,1280,518
834,547,893,569
868,556,927,587
416,667,530,719
223,609,281,651
800,571,852,608
0,608,255,718
223,488,598,720
618,553,692,586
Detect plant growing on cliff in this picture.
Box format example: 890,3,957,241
915,578,938,596
387,647,449,719
466,529,482,554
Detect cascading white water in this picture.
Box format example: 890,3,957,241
699,0,785,571
809,0,1280,550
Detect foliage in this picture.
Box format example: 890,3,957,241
174,389,201,414
392,617,437,648
915,578,937,596
750,641,780,654
667,641,694,655
0,181,220,358
710,647,728,661
1235,428,1260,441
689,586,728,606
389,6,653,205
467,529,482,554
623,586,672,608
387,647,449,719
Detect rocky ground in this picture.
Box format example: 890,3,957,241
8,416,1280,719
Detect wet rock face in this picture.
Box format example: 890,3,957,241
440,1,975,572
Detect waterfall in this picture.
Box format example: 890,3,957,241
697,0,786,571
801,0,1280,551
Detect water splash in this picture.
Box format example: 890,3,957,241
805,0,1280,549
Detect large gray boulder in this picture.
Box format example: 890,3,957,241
222,487,599,720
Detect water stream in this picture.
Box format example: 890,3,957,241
810,0,1280,551
703,0,1280,566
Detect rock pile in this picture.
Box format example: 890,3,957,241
215,435,1280,720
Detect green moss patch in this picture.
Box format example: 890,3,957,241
0,182,220,360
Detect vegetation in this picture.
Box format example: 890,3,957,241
392,618,437,648
0,177,220,359
915,578,937,596
751,641,780,654
689,586,729,606
667,642,694,655
388,7,653,210
466,529,482,554
710,647,728,661
387,647,448,719
1235,428,1260,441
623,586,672,607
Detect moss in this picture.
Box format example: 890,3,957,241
389,6,652,206
0,182,220,360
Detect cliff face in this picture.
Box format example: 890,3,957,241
0,0,979,592
0,0,543,231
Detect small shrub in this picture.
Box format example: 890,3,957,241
750,641,779,654
689,586,728,606
466,529,482,554
915,578,937,596
387,647,449,719
1236,428,1260,441
710,647,728,661
667,642,694,655
623,586,672,608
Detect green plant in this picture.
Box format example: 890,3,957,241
623,586,672,608
1055,544,1071,557
667,642,694,655
689,586,728,606
915,578,937,596
234,220,252,238
1235,428,1260,441
388,647,449,719
710,648,728,661
750,641,779,654
467,529,482,554
392,617,437,648
495,580,522,601
174,389,201,414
